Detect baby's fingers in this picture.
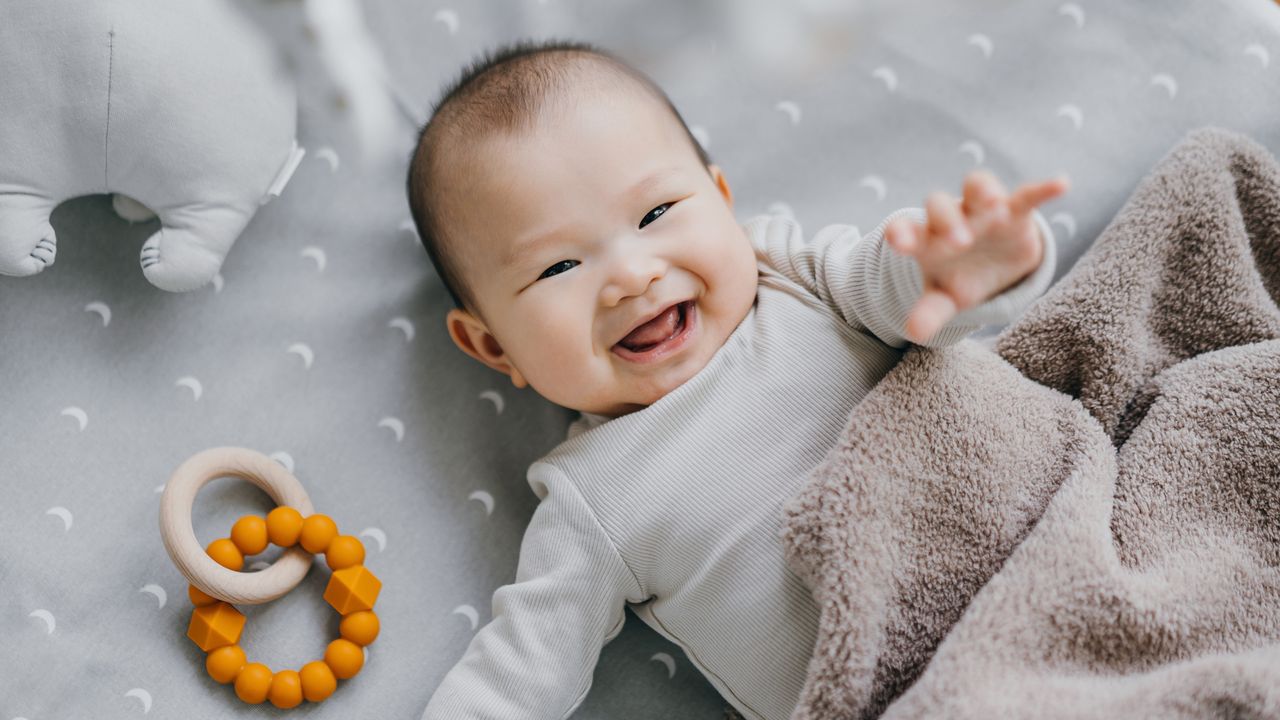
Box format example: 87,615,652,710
1009,175,1070,215
885,217,923,255
926,191,971,248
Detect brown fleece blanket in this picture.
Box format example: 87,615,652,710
777,127,1280,720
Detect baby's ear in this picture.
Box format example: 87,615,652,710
445,308,526,387
709,164,734,208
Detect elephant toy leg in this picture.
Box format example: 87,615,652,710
140,203,255,292
0,192,57,277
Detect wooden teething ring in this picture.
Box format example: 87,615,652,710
160,446,315,604
160,446,382,707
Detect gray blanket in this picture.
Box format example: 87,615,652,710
777,127,1280,720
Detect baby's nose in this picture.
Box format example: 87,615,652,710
602,251,667,305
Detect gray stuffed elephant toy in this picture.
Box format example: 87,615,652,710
0,0,305,292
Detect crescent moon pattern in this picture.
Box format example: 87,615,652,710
871,66,898,93
287,343,315,369
478,390,505,414
314,146,340,173
1050,212,1078,239
175,376,203,401
1058,3,1086,29
301,246,328,272
451,604,479,631
270,451,295,473
650,652,677,679
29,609,56,634
388,317,415,341
378,416,405,442
774,100,802,126
1055,103,1084,130
60,406,88,431
957,140,985,166
124,688,152,713
1149,73,1178,99
139,584,167,609
1244,44,1270,68
859,175,887,203
434,9,460,35
967,33,994,59
46,506,73,531
84,301,111,327
468,490,495,516
360,527,388,552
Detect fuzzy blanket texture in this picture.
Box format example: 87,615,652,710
776,127,1280,720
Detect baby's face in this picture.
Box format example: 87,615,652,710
444,87,759,419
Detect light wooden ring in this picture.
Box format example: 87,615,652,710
160,446,316,605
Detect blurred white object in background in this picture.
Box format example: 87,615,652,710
304,0,405,170
717,0,864,81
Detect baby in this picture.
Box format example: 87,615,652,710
408,38,1066,720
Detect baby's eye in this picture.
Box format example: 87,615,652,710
639,202,674,229
538,259,578,280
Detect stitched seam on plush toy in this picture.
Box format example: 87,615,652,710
104,27,115,188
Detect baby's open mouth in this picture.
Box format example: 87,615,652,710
612,301,695,362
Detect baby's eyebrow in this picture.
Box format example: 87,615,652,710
500,167,684,271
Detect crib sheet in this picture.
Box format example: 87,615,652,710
3,0,1279,718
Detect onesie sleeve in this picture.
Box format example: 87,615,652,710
420,462,648,720
753,207,1057,349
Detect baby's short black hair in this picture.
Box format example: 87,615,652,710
405,37,712,323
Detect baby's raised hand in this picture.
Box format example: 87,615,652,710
884,170,1069,344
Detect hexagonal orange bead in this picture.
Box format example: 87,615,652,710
188,601,245,652
323,565,381,615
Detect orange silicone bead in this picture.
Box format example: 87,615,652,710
266,506,305,547
268,669,304,709
300,514,338,554
324,638,364,679
299,660,337,702
206,538,244,571
206,645,247,684
234,663,273,704
231,515,269,555
325,535,365,570
189,583,218,606
339,610,380,646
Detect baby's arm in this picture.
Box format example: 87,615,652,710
421,464,647,719
757,179,1059,349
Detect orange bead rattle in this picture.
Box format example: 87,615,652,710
159,447,382,708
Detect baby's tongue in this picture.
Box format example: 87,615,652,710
619,304,680,350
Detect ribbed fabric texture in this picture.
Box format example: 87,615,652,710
420,209,1057,720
